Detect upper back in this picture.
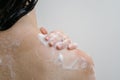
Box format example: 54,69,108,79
0,29,96,80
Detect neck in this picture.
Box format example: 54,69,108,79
0,9,38,32
0,9,40,55
17,9,38,29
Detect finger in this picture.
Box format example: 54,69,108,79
55,39,71,50
45,31,63,41
48,38,57,47
40,27,48,34
48,33,63,47
47,31,70,49
55,42,64,50
44,31,56,41
67,43,78,50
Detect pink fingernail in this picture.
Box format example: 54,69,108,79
45,37,49,41
68,44,73,49
56,45,63,50
49,42,54,46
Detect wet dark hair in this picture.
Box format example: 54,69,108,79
0,0,38,31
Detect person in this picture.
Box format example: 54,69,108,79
0,0,96,80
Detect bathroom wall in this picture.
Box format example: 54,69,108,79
36,0,120,80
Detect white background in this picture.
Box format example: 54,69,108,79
36,0,120,80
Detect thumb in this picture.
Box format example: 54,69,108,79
40,27,48,34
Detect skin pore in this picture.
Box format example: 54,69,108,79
0,9,96,80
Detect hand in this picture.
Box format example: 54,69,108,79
40,27,77,50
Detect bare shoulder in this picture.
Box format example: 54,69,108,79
72,49,95,72
73,49,94,66
71,49,96,80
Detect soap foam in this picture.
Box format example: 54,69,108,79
37,33,93,71
38,33,48,46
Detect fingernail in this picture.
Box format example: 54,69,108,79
68,44,73,50
45,37,49,41
49,42,54,47
40,27,48,34
56,42,63,50
56,45,63,50
68,43,78,50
